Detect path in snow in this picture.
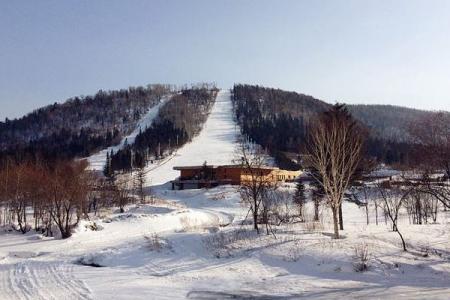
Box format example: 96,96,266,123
0,261,92,300
146,90,239,186
87,97,169,171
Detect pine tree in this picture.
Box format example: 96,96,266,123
134,166,146,204
104,149,115,183
310,179,324,222
104,151,111,177
293,181,306,221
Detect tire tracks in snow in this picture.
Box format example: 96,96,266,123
0,261,91,300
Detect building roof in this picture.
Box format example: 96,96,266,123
173,164,280,171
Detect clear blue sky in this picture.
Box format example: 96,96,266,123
1,0,450,120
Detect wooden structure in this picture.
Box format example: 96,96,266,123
172,164,301,190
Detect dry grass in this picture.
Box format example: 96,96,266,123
144,233,171,252
179,216,211,232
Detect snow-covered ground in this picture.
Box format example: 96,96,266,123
87,97,170,171
1,186,449,299
1,90,450,299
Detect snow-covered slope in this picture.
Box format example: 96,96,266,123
87,97,169,171
145,90,239,186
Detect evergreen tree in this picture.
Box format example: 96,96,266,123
134,166,146,204
310,179,324,222
293,181,306,221
103,151,111,177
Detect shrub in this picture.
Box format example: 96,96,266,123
353,241,370,272
144,234,171,252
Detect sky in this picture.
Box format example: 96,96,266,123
1,0,450,120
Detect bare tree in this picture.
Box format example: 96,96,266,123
306,104,365,239
9,162,30,233
46,160,90,239
112,174,133,213
409,113,450,208
377,182,411,251
270,189,295,225
235,139,275,234
350,183,374,225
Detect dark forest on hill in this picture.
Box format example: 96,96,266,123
107,86,218,173
0,85,172,164
231,84,439,169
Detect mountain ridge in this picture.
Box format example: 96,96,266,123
1,83,447,168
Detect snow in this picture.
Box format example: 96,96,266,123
1,186,449,299
144,90,240,186
1,90,450,299
87,97,170,171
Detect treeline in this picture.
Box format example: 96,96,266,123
0,158,145,238
0,159,92,238
232,84,440,167
108,85,218,172
0,84,172,164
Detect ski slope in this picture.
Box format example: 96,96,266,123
87,97,169,171
146,90,239,186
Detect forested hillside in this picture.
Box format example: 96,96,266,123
232,84,444,168
108,85,218,172
0,85,172,163
232,84,329,169
1,82,445,171
347,104,438,142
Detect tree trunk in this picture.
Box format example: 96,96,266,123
339,203,344,230
253,197,259,234
332,206,340,239
375,203,379,225
397,228,407,251
365,204,369,225
253,209,259,234
314,199,319,221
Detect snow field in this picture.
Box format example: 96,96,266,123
0,183,449,299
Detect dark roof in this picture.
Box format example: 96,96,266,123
173,164,279,171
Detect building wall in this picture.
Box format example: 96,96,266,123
215,167,242,185
272,169,302,181
180,169,200,179
239,168,274,184
175,166,302,189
